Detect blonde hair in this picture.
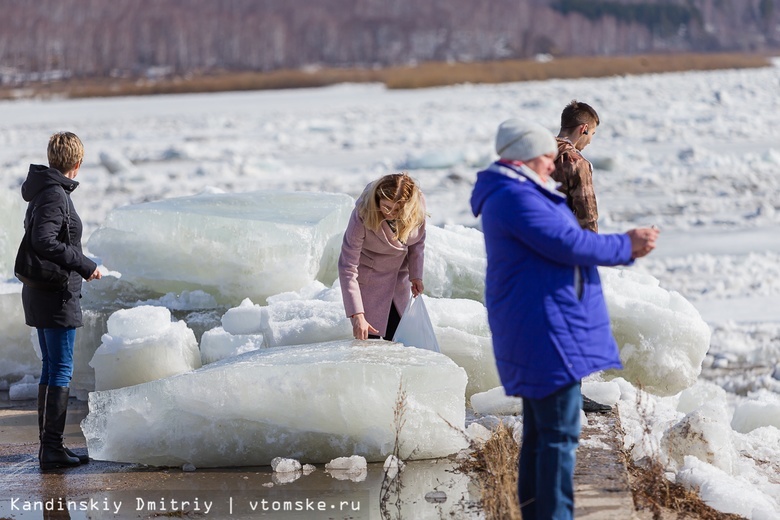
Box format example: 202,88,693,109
359,173,426,243
47,132,84,173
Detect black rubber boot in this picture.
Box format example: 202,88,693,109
40,385,80,470
37,384,88,464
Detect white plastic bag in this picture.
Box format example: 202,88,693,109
392,295,441,353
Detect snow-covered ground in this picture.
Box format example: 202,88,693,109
2,60,780,517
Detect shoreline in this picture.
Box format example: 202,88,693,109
1,52,771,101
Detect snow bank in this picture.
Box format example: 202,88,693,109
82,340,468,467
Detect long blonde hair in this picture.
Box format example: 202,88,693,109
358,173,426,243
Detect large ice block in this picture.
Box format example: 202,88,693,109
600,267,711,396
82,340,468,467
87,191,353,304
89,306,201,391
0,283,40,385
424,297,500,398
423,225,486,302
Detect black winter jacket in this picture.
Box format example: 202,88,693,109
20,165,97,328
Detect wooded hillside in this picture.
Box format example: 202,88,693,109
0,0,777,83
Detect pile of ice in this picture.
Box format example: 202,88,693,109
199,298,266,364
87,191,354,303
89,306,200,391
600,267,711,396
616,379,780,518
200,281,498,398
82,340,468,467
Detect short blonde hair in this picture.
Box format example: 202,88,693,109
47,132,84,173
358,172,426,243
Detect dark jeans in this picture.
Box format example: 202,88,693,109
37,327,76,387
368,303,401,341
519,382,582,520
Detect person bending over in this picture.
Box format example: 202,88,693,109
339,173,426,340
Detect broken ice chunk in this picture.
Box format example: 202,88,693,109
600,267,711,396
469,386,522,415
81,340,468,467
199,327,264,365
9,374,39,400
0,284,40,385
89,306,201,391
425,297,500,398
271,457,302,473
221,298,263,335
424,225,486,302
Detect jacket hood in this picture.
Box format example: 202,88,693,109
471,163,516,217
21,164,79,202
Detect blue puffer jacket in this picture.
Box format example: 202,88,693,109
470,161,632,399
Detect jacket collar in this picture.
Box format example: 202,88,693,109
488,161,565,200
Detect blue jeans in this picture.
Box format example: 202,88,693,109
37,328,76,388
519,382,582,520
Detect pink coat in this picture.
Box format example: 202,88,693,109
338,201,426,337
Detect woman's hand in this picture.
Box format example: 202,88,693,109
87,269,102,281
411,278,424,297
351,313,379,340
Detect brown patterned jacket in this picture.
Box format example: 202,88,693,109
552,137,598,232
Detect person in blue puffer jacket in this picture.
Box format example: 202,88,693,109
470,118,659,520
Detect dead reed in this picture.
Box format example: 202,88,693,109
0,53,770,100
625,388,747,520
626,455,746,520
457,422,521,520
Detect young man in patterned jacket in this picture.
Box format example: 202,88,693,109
554,101,617,413
553,100,601,232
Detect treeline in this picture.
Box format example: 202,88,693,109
0,0,777,83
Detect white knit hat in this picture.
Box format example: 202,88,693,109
495,119,557,162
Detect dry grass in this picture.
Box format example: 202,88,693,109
625,388,747,520
627,456,746,520
0,52,770,100
457,422,521,520
459,409,748,520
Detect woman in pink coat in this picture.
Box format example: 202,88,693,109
339,173,427,340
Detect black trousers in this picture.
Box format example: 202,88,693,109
368,303,401,341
